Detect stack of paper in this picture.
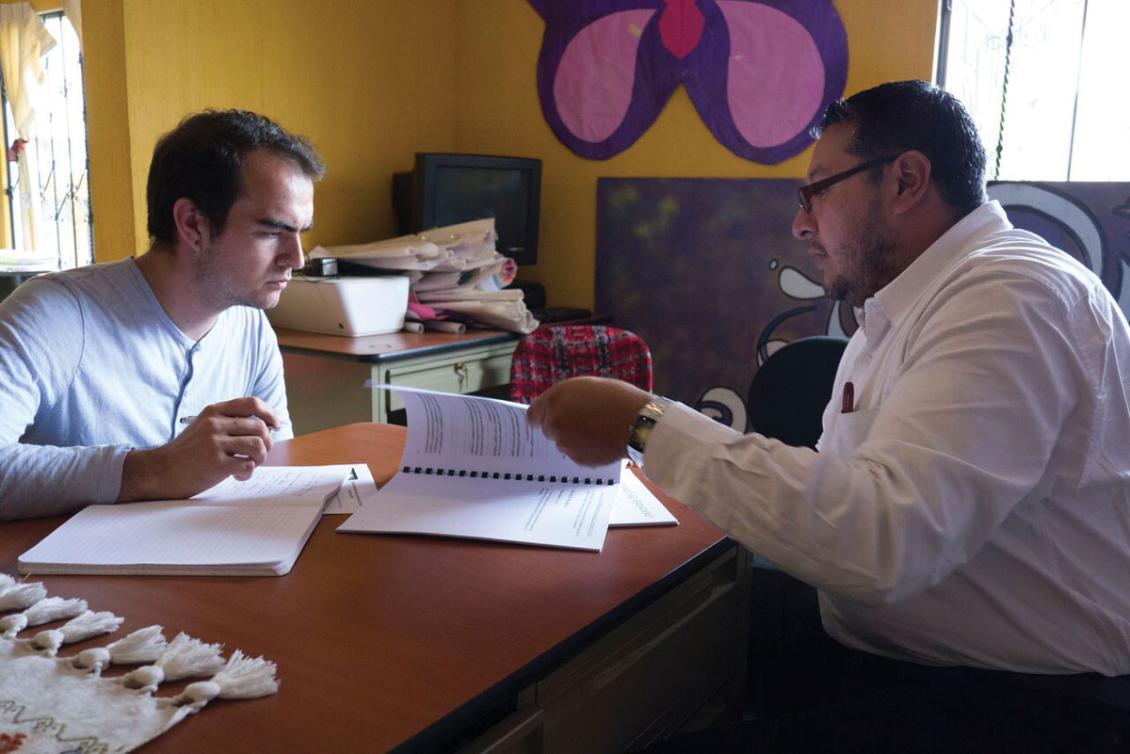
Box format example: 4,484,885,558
308,219,539,334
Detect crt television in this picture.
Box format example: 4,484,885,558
393,153,541,267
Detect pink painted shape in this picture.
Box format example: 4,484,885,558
717,1,826,148
554,9,657,144
659,0,705,60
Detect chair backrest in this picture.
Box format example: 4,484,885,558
509,325,653,404
746,335,848,449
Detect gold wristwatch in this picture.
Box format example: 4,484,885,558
627,396,671,466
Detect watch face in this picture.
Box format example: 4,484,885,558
628,397,668,462
629,415,655,452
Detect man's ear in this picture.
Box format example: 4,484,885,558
171,197,210,253
890,150,932,215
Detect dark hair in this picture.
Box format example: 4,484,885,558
146,109,325,245
817,80,987,217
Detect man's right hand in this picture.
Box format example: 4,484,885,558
117,397,281,502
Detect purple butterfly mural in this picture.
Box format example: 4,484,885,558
528,0,849,163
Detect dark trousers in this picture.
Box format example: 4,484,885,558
645,570,1130,754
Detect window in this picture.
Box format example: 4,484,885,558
1,10,92,268
938,0,1130,181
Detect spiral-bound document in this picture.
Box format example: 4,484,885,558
338,387,621,551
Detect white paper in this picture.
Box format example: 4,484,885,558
339,473,614,551
322,465,376,515
18,466,353,576
388,387,620,483
192,464,354,506
610,462,678,527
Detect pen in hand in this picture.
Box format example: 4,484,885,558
178,415,281,432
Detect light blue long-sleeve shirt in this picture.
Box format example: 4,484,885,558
0,258,293,520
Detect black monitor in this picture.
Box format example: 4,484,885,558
393,153,541,267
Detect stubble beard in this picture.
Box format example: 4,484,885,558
826,219,899,308
194,245,265,311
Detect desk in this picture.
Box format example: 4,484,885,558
0,424,750,753
277,328,521,432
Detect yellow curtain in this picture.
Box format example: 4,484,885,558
0,2,55,253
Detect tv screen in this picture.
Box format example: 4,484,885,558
394,153,541,267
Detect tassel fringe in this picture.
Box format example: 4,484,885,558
156,632,225,680
121,664,165,691
72,647,112,672
107,625,167,664
24,596,89,626
0,613,27,637
0,581,47,610
0,573,279,717
29,628,64,654
59,610,124,643
167,652,279,709
210,650,279,698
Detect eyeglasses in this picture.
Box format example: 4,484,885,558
796,155,899,213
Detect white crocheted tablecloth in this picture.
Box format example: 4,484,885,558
0,574,277,753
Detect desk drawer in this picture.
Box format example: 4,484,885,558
536,547,748,752
382,346,515,413
463,547,750,754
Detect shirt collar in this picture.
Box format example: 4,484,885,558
868,200,1012,331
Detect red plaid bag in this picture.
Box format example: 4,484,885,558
508,325,653,404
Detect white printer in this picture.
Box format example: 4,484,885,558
266,275,410,336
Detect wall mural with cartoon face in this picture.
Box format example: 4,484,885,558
595,178,1130,431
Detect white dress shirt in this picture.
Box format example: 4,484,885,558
643,201,1130,675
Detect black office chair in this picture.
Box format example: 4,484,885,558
743,335,849,716
746,335,848,449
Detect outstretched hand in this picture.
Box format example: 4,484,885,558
118,396,281,502
527,376,652,467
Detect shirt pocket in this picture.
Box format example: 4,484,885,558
822,407,880,459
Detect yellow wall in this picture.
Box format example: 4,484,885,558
85,0,459,260
83,0,135,260
83,0,939,305
453,0,941,308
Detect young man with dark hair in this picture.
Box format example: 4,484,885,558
529,80,1130,750
0,109,323,520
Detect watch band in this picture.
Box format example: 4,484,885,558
627,396,672,466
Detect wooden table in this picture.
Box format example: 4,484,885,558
0,424,749,753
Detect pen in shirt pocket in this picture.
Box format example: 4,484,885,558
841,381,855,414
178,415,281,432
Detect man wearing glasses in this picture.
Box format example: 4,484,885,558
529,80,1130,750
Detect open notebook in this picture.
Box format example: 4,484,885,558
18,465,359,577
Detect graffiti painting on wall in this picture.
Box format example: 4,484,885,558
595,178,1130,431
